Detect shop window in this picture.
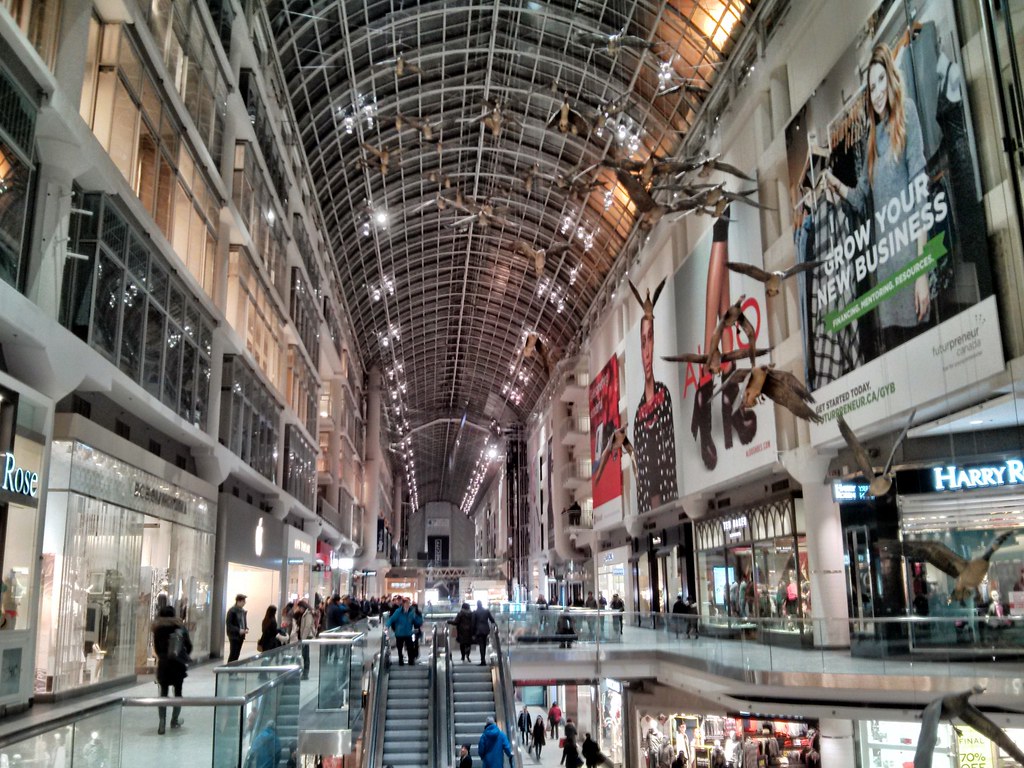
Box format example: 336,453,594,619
289,269,320,365
2,0,64,70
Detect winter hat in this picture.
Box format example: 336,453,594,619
486,716,496,725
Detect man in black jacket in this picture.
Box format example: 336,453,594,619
472,600,496,665
225,594,248,662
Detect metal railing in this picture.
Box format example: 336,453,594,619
0,665,302,768
366,630,390,768
492,630,524,768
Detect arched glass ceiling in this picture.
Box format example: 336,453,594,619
268,0,759,509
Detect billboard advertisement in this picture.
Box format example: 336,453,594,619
590,354,623,510
623,272,682,515
671,202,777,495
786,0,1002,441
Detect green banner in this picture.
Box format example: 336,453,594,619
825,233,947,334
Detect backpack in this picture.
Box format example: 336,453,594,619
167,626,192,666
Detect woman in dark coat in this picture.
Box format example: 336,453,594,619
151,604,191,734
532,715,547,761
560,734,582,768
258,606,284,652
448,602,475,662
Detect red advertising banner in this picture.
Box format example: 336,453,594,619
590,354,622,508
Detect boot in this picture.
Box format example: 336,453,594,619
158,717,166,735
690,379,717,470
722,380,757,448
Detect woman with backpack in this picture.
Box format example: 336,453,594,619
151,603,191,734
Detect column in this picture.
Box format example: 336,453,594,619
781,446,851,648
818,719,856,765
358,366,383,570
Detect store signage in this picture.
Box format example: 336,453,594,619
390,581,412,588
255,518,264,557
133,481,186,513
293,538,311,555
932,459,1024,492
603,552,615,563
956,729,991,768
720,517,747,539
2,452,38,498
832,481,873,501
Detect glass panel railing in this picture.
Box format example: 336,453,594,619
311,630,366,716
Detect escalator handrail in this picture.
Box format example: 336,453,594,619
443,623,455,768
491,630,524,768
427,623,438,768
364,629,390,768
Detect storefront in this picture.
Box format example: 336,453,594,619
384,574,422,602
597,546,629,608
222,496,286,658
636,709,818,768
0,376,52,712
857,718,1024,767
285,525,315,605
838,458,1024,656
37,433,216,698
693,494,811,646
600,679,624,767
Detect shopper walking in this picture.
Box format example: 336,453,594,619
532,715,546,761
151,603,191,734
548,701,562,739
386,596,423,665
564,718,578,743
581,734,602,768
449,602,475,662
473,600,497,665
294,600,317,679
225,594,248,662
478,716,514,768
560,734,582,768
517,707,532,745
610,594,625,635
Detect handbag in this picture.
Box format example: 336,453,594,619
256,641,264,652
559,738,566,748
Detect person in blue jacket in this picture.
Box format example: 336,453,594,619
386,596,423,665
478,716,513,768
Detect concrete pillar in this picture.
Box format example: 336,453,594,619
359,366,382,568
818,718,856,765
768,64,791,137
781,446,851,648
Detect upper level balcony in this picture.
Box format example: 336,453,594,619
559,459,592,491
559,370,590,404
559,414,590,450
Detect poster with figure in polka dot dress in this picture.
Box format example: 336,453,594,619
624,260,683,516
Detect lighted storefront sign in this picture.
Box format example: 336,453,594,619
832,481,873,501
932,459,1024,491
1,452,38,498
293,537,312,555
720,517,747,539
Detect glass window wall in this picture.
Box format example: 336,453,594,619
226,245,285,391
220,355,281,481
59,194,214,429
0,67,37,291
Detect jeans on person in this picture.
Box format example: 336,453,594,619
476,634,488,664
158,682,182,724
301,642,310,677
227,636,244,662
396,635,414,664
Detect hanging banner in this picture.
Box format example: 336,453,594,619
590,354,623,511
623,262,683,515
785,0,1002,442
671,200,777,495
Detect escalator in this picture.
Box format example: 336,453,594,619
441,627,523,768
363,627,438,768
